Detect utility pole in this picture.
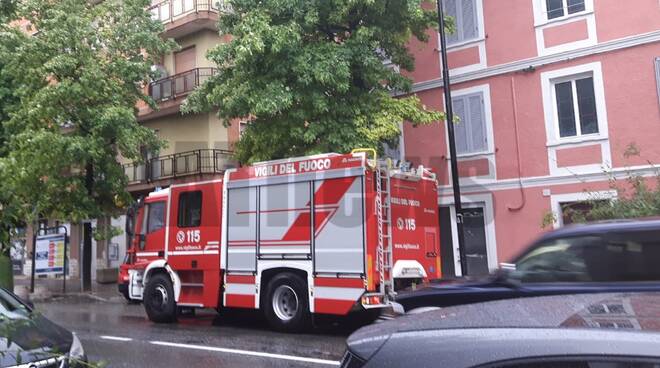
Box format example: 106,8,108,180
436,0,469,276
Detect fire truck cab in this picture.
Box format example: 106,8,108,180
120,151,441,331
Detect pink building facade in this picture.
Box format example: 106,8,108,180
401,0,660,276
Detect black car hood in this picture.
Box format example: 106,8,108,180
0,312,73,366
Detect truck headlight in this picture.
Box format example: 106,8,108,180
69,332,86,363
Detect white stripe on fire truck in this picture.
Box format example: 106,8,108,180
259,247,310,254
314,287,364,301
168,250,219,256
260,240,309,244
225,283,256,295
227,248,256,254
136,252,159,257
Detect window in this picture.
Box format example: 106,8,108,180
239,121,248,138
452,92,488,155
511,236,597,283
178,191,202,228
605,231,660,282
546,0,586,20
655,57,660,107
511,231,660,283
147,202,166,233
554,76,598,138
443,0,479,46
559,200,608,225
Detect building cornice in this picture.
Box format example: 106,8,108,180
413,30,660,93
438,164,660,196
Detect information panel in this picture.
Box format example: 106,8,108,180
34,233,66,275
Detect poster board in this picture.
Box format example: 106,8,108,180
34,233,66,275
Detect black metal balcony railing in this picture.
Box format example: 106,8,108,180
149,67,217,103
124,149,234,184
149,0,232,24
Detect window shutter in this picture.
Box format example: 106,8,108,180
461,0,477,41
444,0,459,44
452,96,469,155
468,94,487,152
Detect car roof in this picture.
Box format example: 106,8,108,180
539,217,660,241
349,293,660,367
352,292,660,340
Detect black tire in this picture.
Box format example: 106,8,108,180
263,273,310,332
144,273,177,323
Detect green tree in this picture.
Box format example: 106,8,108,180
184,0,448,163
0,14,22,289
0,0,175,289
545,145,660,227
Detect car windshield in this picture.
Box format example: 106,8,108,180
0,289,30,319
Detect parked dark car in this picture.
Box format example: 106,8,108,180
0,287,86,368
396,219,660,312
343,292,660,368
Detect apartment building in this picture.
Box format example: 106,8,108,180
401,0,660,277
13,1,237,284
124,0,238,197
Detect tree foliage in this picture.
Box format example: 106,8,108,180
0,0,175,227
184,0,448,163
548,145,660,227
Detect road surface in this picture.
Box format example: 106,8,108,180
36,296,352,367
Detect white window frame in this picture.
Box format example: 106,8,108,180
533,0,593,26
550,190,617,228
532,0,597,56
541,62,608,146
442,0,485,49
446,84,495,158
238,120,248,138
655,57,660,108
551,76,599,139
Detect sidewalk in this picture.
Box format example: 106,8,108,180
13,275,125,303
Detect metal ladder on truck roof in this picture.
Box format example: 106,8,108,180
375,161,395,301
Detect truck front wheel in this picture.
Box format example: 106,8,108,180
144,273,177,323
264,273,310,332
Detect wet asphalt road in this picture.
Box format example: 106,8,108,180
35,296,352,367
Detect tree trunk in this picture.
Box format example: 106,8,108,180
82,162,94,291
82,222,93,291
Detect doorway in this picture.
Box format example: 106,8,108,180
440,196,497,277
462,207,489,276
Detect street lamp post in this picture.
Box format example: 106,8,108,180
436,0,469,276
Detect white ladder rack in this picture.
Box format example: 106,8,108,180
375,162,395,300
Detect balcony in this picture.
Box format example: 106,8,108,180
124,149,235,190
139,67,217,120
149,0,231,38
150,67,217,103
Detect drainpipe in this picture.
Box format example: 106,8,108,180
507,76,526,211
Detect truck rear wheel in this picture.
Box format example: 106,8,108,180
144,273,177,323
264,273,310,332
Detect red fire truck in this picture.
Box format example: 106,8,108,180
120,150,441,331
